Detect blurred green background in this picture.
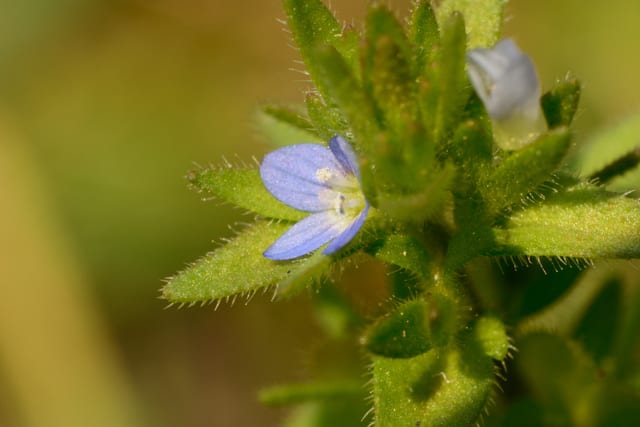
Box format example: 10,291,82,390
1,1,638,426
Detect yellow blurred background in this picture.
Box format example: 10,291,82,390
1,1,639,426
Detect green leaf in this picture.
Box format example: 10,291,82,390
376,164,455,223
305,93,349,142
367,233,432,279
575,278,621,362
410,1,440,74
517,267,610,336
364,295,457,358
449,118,493,181
436,0,507,49
275,252,333,299
516,332,640,427
445,220,496,274
312,45,379,203
314,285,362,339
283,0,361,99
514,333,599,424
255,104,321,146
364,4,411,58
481,129,572,214
187,166,305,221
570,110,640,190
388,269,425,301
498,400,545,427
364,299,430,359
541,76,581,128
363,5,414,134
612,270,640,378
361,5,441,194
372,343,495,426
313,45,378,145
588,148,640,188
492,184,640,259
419,12,468,145
473,316,510,361
280,398,368,427
259,381,362,406
162,221,328,304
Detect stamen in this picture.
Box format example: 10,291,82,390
336,194,346,215
316,167,334,182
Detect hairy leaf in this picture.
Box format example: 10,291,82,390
312,45,379,203
368,233,432,279
364,295,456,358
364,299,432,358
436,0,507,49
163,221,328,304
372,343,494,426
449,118,493,183
410,1,440,73
541,77,581,129
313,45,377,145
305,94,349,142
283,0,360,99
515,333,600,424
517,267,610,336
376,164,455,223
570,110,640,191
363,5,414,134
256,104,321,146
259,381,362,406
188,167,305,221
482,129,572,213
280,398,369,427
473,316,510,361
492,185,640,259
420,13,468,145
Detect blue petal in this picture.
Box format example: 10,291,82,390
260,144,344,212
263,211,347,260
329,135,361,180
322,204,369,255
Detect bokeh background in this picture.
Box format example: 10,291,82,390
1,1,639,426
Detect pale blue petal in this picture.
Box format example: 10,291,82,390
329,135,361,179
322,204,369,255
467,38,540,120
260,144,343,212
263,212,346,260
493,38,522,59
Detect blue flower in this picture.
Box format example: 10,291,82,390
260,135,369,260
467,38,546,150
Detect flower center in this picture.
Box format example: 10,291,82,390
316,168,366,217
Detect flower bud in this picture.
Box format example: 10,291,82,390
467,38,547,150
